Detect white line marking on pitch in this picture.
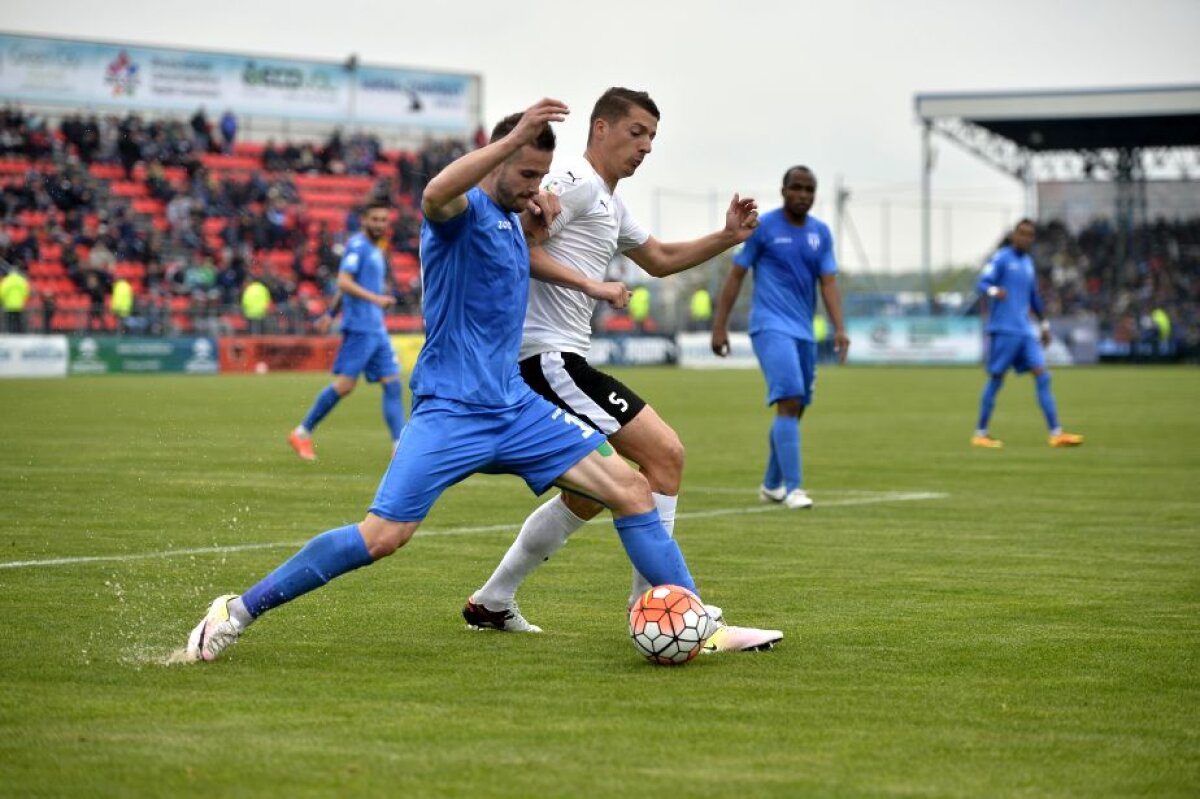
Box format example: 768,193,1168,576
0,491,946,571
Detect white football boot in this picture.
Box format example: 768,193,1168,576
702,624,784,653
784,489,814,509
185,594,245,662
462,596,543,633
699,603,782,653
759,485,787,503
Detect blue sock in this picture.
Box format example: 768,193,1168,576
1035,372,1060,432
763,427,782,489
977,375,1004,432
381,380,405,442
241,524,373,618
301,385,342,432
771,416,801,491
613,510,696,594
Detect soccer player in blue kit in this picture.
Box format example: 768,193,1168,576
288,197,405,461
710,166,849,509
184,99,705,663
971,218,1083,449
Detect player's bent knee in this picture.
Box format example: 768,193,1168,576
359,515,416,559
561,491,603,520
610,470,655,516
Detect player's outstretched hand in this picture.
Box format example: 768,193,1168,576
711,329,731,357
376,295,397,309
512,98,569,144
588,280,630,309
725,193,759,242
522,189,562,245
834,330,850,364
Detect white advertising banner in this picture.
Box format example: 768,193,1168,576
0,335,69,378
0,33,478,132
675,332,757,369
848,317,983,364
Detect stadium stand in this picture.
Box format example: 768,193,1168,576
0,105,463,335
1033,217,1199,357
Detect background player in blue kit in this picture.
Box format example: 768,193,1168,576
710,166,849,510
972,219,1084,449
185,98,704,663
288,197,405,461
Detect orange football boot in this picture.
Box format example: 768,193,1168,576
288,430,316,461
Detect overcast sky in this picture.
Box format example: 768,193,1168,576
5,0,1199,271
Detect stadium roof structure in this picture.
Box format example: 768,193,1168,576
910,84,1200,284
914,84,1200,183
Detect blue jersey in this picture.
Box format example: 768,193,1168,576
412,187,529,407
339,233,388,333
733,209,837,341
977,245,1043,336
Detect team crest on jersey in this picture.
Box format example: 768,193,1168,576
808,233,821,250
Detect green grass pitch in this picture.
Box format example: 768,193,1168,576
1,365,1197,797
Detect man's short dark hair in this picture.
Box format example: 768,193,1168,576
364,196,391,213
782,165,815,187
589,87,660,133
489,113,557,151
1016,217,1036,230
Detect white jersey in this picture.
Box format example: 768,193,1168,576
520,156,649,360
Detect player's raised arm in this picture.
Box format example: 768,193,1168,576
626,194,759,278
530,246,631,308
422,98,569,222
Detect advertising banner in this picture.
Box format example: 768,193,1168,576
388,334,424,374
675,332,756,369
0,334,68,377
68,336,218,375
847,316,983,364
354,66,477,131
1048,317,1099,365
218,335,339,373
589,336,677,367
0,33,478,131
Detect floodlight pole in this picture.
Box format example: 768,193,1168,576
921,120,934,314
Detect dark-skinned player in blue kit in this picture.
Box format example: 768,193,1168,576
711,165,849,510
971,218,1083,449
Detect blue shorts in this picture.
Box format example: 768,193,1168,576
986,332,1045,376
751,330,817,406
368,389,606,522
333,330,400,382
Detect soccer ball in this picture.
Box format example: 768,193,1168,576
628,585,712,665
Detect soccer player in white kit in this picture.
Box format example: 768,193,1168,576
463,87,782,652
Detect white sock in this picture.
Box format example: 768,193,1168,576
629,493,678,604
475,495,585,609
294,425,311,437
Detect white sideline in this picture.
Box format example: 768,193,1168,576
0,490,946,571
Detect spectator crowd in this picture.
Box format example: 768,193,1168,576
1,104,476,334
